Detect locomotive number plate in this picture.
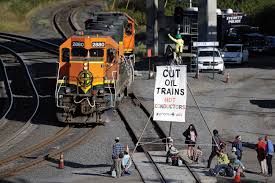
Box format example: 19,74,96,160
92,42,105,47
72,41,85,47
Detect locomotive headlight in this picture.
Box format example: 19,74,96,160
83,63,88,70
65,87,71,94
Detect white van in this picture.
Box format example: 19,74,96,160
196,47,225,74
221,44,249,64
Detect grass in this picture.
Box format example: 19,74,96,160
0,0,60,33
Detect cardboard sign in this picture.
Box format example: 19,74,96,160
153,65,187,122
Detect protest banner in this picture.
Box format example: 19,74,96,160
153,65,187,122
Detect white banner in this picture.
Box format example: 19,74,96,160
193,41,219,47
153,65,187,122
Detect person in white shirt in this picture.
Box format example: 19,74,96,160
122,151,132,175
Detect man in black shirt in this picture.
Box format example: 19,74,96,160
207,129,223,168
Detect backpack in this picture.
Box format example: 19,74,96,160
225,166,234,177
119,152,124,158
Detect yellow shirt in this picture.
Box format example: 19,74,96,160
168,34,184,53
217,153,230,165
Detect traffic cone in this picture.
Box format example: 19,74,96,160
225,72,230,83
58,152,64,169
234,168,241,183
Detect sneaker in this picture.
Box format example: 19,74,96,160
209,168,216,176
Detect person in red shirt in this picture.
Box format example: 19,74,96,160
256,137,268,175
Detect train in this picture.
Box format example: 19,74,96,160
55,12,135,124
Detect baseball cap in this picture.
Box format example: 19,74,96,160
115,137,119,140
232,147,237,152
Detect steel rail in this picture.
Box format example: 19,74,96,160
0,45,40,148
53,9,78,39
53,13,67,39
132,93,201,183
118,93,201,183
0,32,58,48
0,125,71,166
117,103,166,182
0,34,58,55
0,127,96,178
0,59,14,122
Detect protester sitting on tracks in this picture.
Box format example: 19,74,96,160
209,149,231,176
165,138,179,165
183,124,198,160
228,147,246,177
110,137,124,178
232,135,243,160
166,137,174,163
122,151,132,176
207,129,224,168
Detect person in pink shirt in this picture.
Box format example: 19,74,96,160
183,124,198,160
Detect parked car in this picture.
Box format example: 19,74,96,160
193,47,225,74
221,44,249,64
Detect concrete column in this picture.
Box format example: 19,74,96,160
153,0,158,56
146,0,154,50
198,0,217,41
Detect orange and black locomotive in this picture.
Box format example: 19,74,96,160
55,12,135,123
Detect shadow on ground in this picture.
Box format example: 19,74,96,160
250,100,275,108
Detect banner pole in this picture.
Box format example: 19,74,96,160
168,122,172,137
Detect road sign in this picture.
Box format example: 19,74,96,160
193,42,219,47
153,65,187,122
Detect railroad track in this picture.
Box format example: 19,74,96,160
53,7,78,39
117,93,201,183
0,123,96,178
0,45,40,149
0,32,58,55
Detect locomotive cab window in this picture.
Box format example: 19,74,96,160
107,49,116,63
71,48,88,57
125,23,132,35
89,49,104,61
62,48,70,62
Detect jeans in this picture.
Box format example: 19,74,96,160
267,154,273,175
213,164,229,175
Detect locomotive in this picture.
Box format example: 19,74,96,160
55,12,135,123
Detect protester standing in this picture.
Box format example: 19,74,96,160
111,137,124,178
256,137,268,175
232,135,243,160
265,135,274,177
183,124,198,160
207,129,223,168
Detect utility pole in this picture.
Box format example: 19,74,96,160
154,0,158,56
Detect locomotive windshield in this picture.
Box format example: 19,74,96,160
89,49,104,57
72,48,88,57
